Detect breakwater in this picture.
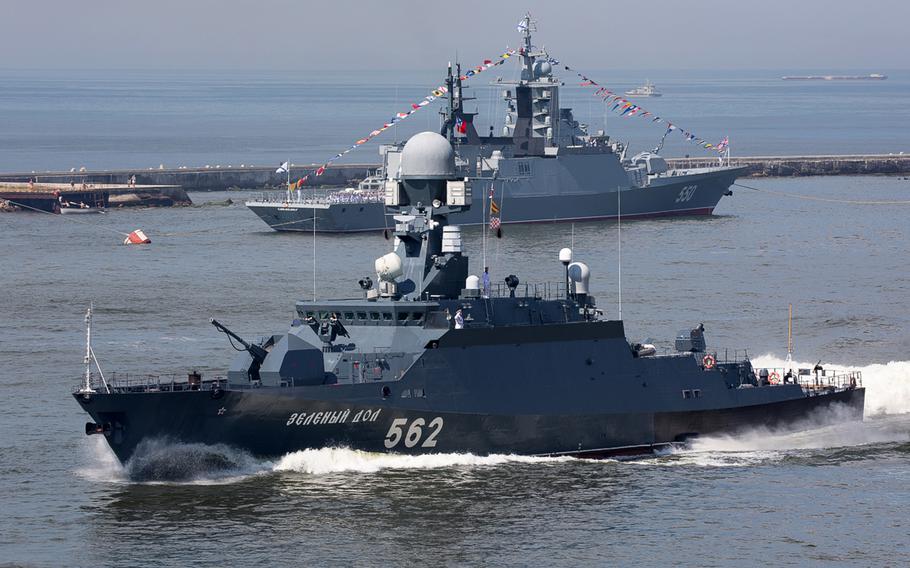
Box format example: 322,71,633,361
0,155,907,197
0,182,189,213
668,154,910,177
0,164,376,193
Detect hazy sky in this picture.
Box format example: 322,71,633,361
3,0,907,71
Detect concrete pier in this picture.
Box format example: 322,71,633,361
0,182,189,213
0,164,376,193
667,154,910,177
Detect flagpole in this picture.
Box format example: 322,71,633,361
617,186,622,321
482,181,487,275
313,198,317,302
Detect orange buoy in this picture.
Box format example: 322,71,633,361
124,229,151,245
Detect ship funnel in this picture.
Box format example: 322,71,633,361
567,262,590,295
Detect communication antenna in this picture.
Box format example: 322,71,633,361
313,205,317,302
787,303,793,365
617,186,622,321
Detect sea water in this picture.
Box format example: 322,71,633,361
1,70,909,567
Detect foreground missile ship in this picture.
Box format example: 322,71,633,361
76,131,863,464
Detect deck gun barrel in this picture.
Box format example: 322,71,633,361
210,318,268,364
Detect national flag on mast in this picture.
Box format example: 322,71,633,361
455,117,468,134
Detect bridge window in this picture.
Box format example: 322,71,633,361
413,388,426,398
401,389,412,398
356,312,367,320
343,312,354,320
397,312,409,321
370,312,381,321
383,312,393,321
412,312,424,321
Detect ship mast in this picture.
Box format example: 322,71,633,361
81,303,95,393
519,13,537,76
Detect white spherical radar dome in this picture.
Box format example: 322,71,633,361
400,131,456,179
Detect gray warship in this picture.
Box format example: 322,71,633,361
246,16,746,233
76,131,864,465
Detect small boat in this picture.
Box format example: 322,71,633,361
59,200,104,214
625,80,662,97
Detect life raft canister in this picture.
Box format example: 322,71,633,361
702,354,716,370
769,371,781,385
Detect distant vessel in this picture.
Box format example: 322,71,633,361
246,16,743,233
781,74,887,81
625,80,662,97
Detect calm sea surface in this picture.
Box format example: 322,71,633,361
0,68,908,172
1,69,909,567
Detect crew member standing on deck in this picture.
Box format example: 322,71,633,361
454,308,464,330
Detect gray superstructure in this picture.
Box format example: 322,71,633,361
246,16,746,233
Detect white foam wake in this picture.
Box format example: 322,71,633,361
751,353,910,416
273,447,573,475
76,436,574,484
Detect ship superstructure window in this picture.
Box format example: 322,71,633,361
693,389,702,399
344,312,354,320
357,312,367,321
398,312,409,321
682,390,692,399
383,312,393,321
401,389,412,398
370,312,381,321
413,388,426,398
412,312,424,322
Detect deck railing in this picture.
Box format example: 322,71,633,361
75,372,230,394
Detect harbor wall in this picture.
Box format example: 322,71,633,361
666,154,910,177
0,182,189,213
0,164,376,192
0,156,907,195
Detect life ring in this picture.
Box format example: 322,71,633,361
702,355,716,369
769,371,780,385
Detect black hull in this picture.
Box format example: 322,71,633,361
76,387,865,464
